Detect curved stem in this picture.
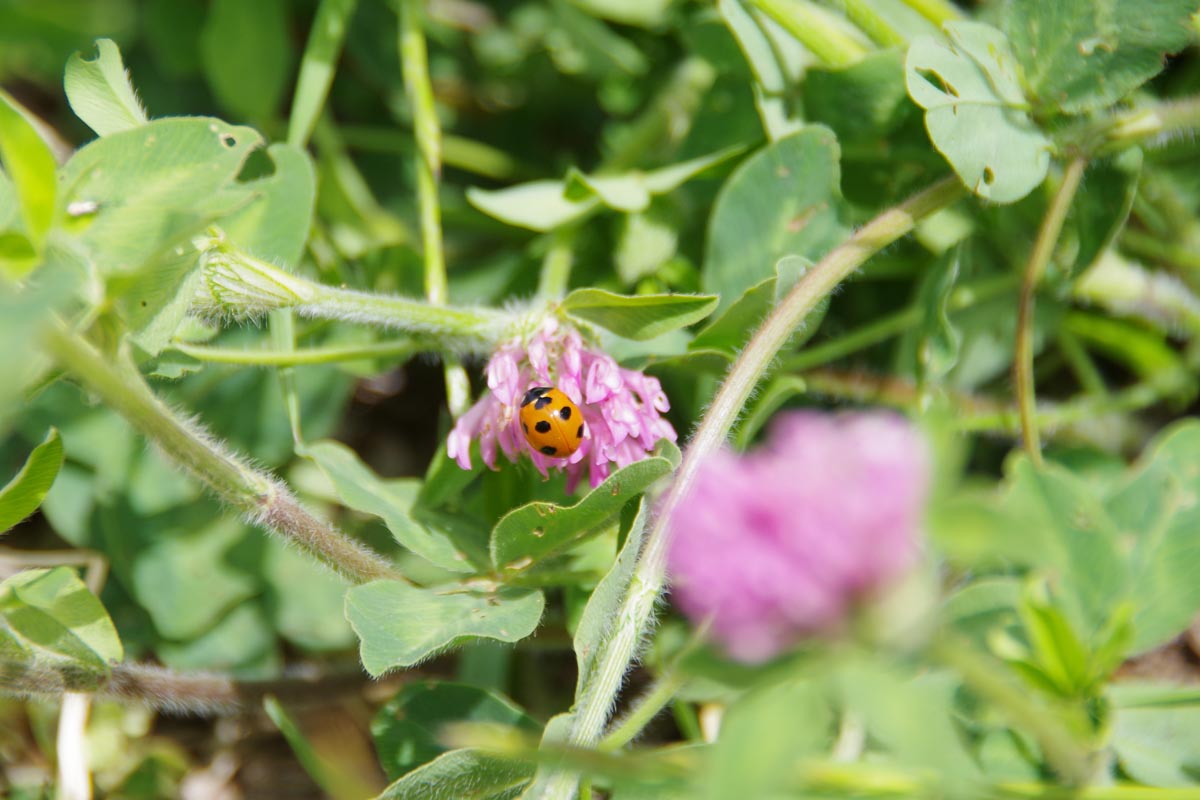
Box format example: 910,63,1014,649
1014,158,1088,466
41,324,403,585
547,176,965,798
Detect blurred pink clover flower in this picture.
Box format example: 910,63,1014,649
666,411,928,663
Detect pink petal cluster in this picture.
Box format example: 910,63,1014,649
666,411,928,663
446,318,677,492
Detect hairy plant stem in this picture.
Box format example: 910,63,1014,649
543,177,965,799
197,242,510,348
0,658,380,715
1095,95,1200,153
399,0,472,416
41,324,402,584
1015,158,1088,466
751,0,869,67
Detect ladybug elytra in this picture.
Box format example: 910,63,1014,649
519,386,585,458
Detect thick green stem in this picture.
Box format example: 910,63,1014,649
1014,158,1087,466
752,0,869,67
399,0,472,416
836,0,906,47
41,325,402,585
544,177,965,799
897,0,962,25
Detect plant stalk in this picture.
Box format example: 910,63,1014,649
1014,158,1087,466
752,0,870,68
41,324,402,584
545,176,965,799
399,0,472,417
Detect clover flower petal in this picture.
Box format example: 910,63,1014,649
448,318,677,492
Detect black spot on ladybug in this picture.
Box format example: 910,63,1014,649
521,387,550,407
522,422,529,434
535,420,551,434
540,445,558,456
534,396,552,410
559,406,572,420
576,424,584,438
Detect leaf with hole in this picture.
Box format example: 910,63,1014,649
58,117,262,278
906,22,1050,203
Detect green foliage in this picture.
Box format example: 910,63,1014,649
0,91,57,274
372,682,539,780
59,117,262,278
64,38,148,136
0,567,123,685
199,0,291,122
562,290,718,341
906,22,1051,203
703,127,845,311
345,580,545,674
302,439,482,573
466,148,740,232
0,428,63,535
3,2,1200,797
377,748,533,800
999,0,1199,114
490,441,678,574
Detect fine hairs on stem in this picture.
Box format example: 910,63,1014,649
533,177,966,799
41,323,402,585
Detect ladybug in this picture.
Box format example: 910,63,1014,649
519,386,585,458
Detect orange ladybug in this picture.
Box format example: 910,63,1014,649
519,386,586,458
